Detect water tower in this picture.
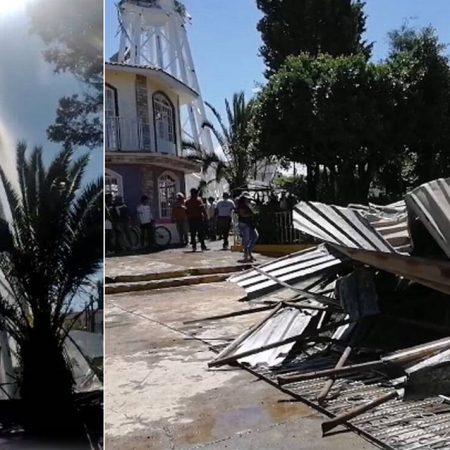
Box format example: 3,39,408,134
117,0,215,158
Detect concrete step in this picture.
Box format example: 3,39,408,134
106,271,241,295
105,264,251,284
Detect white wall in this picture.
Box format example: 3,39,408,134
106,69,182,155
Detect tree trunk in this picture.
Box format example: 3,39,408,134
329,164,337,203
20,319,89,446
306,161,318,201
358,161,372,203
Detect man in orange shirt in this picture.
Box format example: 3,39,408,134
171,193,189,246
185,188,208,252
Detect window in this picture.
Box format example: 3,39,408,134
105,86,117,118
153,92,175,144
158,172,177,218
105,169,123,199
106,85,119,150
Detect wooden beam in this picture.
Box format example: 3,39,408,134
321,391,398,434
278,360,386,386
183,304,276,324
317,346,352,403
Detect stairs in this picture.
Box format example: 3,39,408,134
105,264,252,295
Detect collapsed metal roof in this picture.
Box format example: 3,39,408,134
211,306,322,368
292,201,397,253
349,201,411,253
405,177,450,260
228,244,344,299
219,178,450,448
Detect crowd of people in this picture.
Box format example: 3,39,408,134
105,188,262,263
171,188,260,262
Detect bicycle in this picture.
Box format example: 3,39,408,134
128,224,172,249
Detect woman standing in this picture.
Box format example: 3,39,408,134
236,192,259,262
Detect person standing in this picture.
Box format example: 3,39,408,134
236,192,258,262
280,192,288,211
216,192,235,250
114,196,132,252
185,188,208,252
136,195,154,249
105,194,114,255
206,196,217,241
172,192,189,246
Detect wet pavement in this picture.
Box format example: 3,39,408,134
105,245,377,449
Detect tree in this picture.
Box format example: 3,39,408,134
186,91,267,193
386,26,450,186
252,53,396,204
27,0,103,149
0,143,103,441
256,0,372,76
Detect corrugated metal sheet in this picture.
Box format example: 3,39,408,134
292,202,397,253
405,177,450,259
349,202,411,253
230,306,320,368
228,245,344,299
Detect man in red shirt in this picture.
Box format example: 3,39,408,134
185,188,208,252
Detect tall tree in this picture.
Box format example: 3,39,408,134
27,0,103,149
0,144,102,441
256,0,372,76
386,26,450,186
186,91,270,193
252,54,396,204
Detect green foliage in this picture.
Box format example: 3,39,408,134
0,143,103,436
256,0,372,77
274,175,307,200
253,24,450,204
386,26,450,186
253,53,396,203
0,144,103,344
27,0,103,149
185,91,268,192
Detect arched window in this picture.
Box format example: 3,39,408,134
153,92,176,154
105,169,124,199
158,171,178,219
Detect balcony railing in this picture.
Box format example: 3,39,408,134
106,117,152,152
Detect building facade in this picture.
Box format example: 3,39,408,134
105,62,201,241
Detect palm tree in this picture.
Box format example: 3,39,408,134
185,91,258,194
0,143,102,443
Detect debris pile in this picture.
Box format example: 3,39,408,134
198,178,450,449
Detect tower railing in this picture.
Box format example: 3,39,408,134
105,117,152,152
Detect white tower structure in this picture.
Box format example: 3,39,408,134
117,0,215,157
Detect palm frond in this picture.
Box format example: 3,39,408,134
204,101,231,143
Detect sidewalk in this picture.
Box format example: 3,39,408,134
105,240,271,280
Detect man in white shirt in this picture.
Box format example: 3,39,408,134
216,192,235,250
136,195,154,249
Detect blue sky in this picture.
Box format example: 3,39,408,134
106,0,450,118
0,6,102,184
0,5,102,309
